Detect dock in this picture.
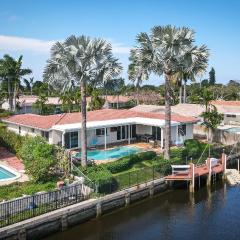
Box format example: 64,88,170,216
164,152,227,192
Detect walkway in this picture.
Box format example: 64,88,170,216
0,147,24,172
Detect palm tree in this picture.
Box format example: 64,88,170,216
24,77,34,95
43,35,122,167
128,51,149,105
130,26,209,159
0,55,32,111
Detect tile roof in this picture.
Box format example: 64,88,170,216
211,100,240,106
3,109,197,130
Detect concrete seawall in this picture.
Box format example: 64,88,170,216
0,178,167,240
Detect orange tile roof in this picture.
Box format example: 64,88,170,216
3,109,197,130
211,100,240,106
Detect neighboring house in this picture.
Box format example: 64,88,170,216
102,95,134,109
1,95,62,114
2,109,197,150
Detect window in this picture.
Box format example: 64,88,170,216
96,128,107,136
178,124,186,136
226,114,236,118
31,128,35,133
64,131,79,149
41,131,49,141
110,127,118,132
18,126,21,134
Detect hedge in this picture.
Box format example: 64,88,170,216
104,151,157,174
0,126,25,156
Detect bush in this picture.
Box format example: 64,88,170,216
0,126,24,155
184,139,208,160
85,165,115,193
0,109,14,118
105,157,131,174
138,151,157,161
20,136,56,182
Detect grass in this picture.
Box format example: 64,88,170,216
0,181,56,201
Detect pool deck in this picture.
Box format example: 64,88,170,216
0,147,29,185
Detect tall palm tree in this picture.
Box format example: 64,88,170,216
0,55,32,111
43,35,122,167
130,26,209,159
128,51,149,105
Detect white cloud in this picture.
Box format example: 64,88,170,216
0,35,54,54
0,35,130,55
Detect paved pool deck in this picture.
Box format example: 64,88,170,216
0,147,29,185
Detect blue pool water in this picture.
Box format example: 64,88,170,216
0,167,16,180
75,146,141,160
225,127,240,133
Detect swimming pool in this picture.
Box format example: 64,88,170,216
74,146,141,161
225,127,240,133
0,166,17,181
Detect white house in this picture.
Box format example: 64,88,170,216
2,109,198,149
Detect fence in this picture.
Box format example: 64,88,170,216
95,162,173,195
0,183,91,228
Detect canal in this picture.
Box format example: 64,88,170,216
45,183,240,240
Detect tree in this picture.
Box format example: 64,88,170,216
89,89,105,110
20,136,56,182
128,52,149,105
209,67,216,85
129,25,209,159
201,107,223,142
0,55,32,111
23,77,34,95
43,35,122,167
33,94,48,115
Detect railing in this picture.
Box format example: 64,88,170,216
94,162,172,195
0,183,90,228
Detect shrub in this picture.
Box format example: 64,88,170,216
20,136,56,182
0,126,24,155
138,151,157,161
105,157,131,174
0,109,14,118
85,165,115,193
184,139,208,160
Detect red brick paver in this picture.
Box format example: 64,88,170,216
0,147,24,172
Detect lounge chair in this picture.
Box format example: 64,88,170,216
90,138,98,149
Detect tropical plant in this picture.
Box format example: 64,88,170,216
0,55,32,111
88,89,104,110
128,52,149,105
129,25,209,159
201,107,223,142
20,136,56,182
209,67,216,85
23,77,34,95
43,35,122,167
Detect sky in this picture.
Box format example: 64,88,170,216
0,0,240,85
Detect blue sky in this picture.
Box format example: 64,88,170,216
0,0,240,85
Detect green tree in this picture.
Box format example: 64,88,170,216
130,25,209,159
0,55,32,111
201,107,223,142
20,136,56,182
43,35,122,167
209,67,216,85
89,89,105,110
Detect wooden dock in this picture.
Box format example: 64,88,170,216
164,152,227,192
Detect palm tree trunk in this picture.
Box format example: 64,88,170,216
164,74,171,160
183,79,187,103
136,83,140,105
179,84,182,104
81,80,87,168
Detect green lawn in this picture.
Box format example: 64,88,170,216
0,181,56,201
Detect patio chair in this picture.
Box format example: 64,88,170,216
90,138,98,149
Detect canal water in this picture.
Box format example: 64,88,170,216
45,183,240,240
